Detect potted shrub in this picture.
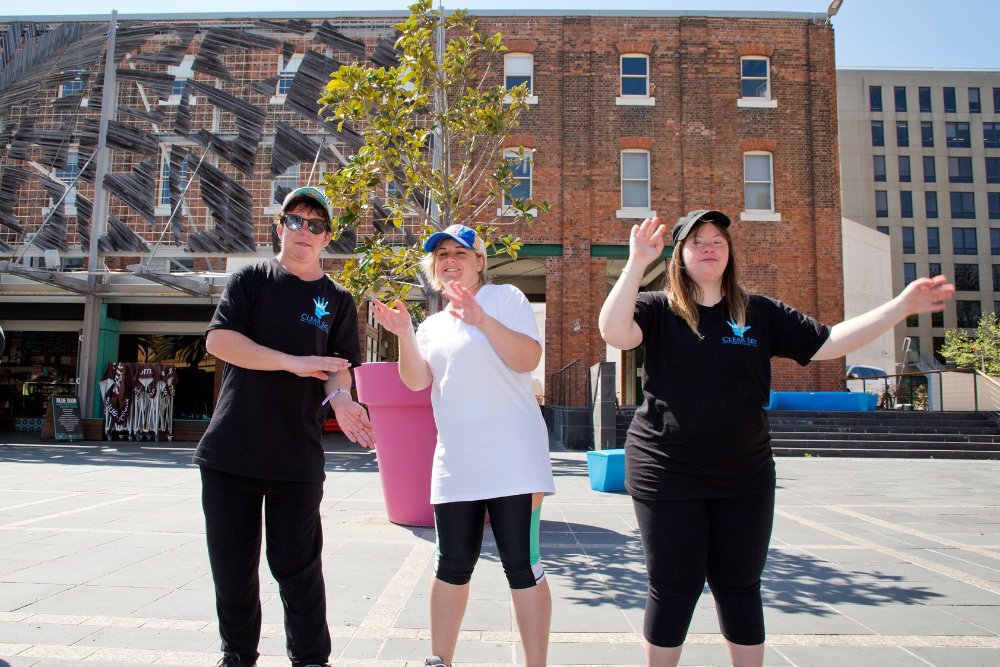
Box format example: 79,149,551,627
318,0,548,525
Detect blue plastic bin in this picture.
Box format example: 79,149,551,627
764,390,877,412
587,449,626,492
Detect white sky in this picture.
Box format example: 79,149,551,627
5,0,999,70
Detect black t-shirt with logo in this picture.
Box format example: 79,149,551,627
626,292,830,500
194,259,362,482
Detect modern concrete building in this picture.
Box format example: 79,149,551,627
0,9,844,435
838,69,1000,365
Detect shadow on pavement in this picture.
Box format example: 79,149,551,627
763,549,944,613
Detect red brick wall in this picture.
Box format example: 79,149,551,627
482,14,844,399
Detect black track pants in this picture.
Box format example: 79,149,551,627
200,466,331,667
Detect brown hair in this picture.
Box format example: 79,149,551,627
666,220,748,338
274,195,330,226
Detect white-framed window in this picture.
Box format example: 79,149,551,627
161,55,196,106
271,53,303,104
58,78,85,98
616,54,654,106
617,150,654,218
498,148,535,216
741,151,780,221
504,53,537,105
54,150,79,209
157,147,190,213
266,164,302,214
737,56,777,108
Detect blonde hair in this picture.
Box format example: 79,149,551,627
420,238,489,291
666,221,748,338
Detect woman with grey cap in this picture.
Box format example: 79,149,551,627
370,223,554,667
599,211,954,667
195,186,373,667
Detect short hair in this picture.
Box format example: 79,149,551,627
273,195,330,227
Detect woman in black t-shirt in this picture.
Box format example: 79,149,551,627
599,211,955,667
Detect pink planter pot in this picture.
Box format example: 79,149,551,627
354,361,436,527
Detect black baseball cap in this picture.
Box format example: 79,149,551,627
671,209,732,244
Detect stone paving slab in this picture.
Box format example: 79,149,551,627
0,435,998,666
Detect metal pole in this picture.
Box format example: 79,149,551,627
79,10,118,419
974,370,979,412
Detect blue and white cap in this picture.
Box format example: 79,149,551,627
423,223,487,256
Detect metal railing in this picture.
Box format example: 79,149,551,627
548,358,586,407
850,367,1000,411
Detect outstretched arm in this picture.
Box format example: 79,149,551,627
812,275,955,361
599,217,667,350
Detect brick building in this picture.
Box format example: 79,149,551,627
0,9,843,430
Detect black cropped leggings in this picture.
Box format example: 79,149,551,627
433,493,542,590
633,488,775,648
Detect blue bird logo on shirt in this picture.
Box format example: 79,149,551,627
727,319,751,338
313,297,330,319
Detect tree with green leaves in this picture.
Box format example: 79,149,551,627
319,0,548,303
938,312,1000,375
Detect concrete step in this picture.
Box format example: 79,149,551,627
769,409,998,422
615,409,1000,458
772,437,1000,451
772,446,1000,460
770,428,1000,440
770,418,995,430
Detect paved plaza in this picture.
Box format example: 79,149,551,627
0,434,998,667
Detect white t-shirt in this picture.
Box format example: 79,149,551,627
416,283,555,504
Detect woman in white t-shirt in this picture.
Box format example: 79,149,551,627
371,224,555,667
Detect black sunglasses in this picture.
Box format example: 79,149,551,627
282,212,331,235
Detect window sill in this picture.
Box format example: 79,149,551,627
616,208,656,219
269,94,288,105
616,96,655,107
155,204,190,216
158,95,198,106
497,207,538,218
737,97,778,109
43,205,77,216
503,94,538,105
740,210,781,222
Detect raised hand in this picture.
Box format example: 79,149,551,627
444,281,487,327
370,299,415,337
900,274,956,315
629,217,668,269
